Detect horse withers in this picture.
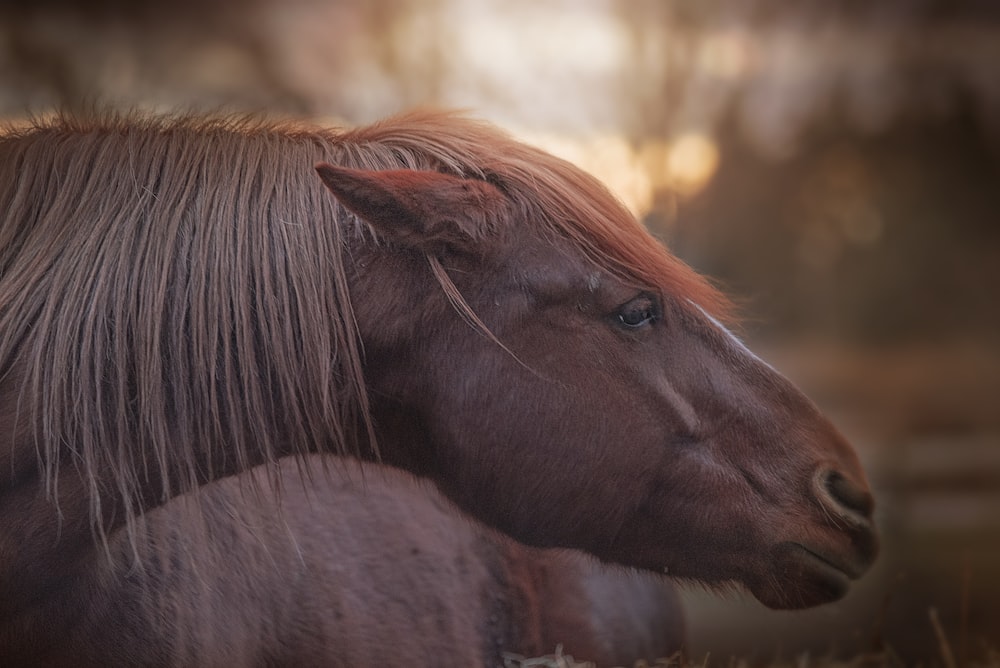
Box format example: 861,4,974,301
0,111,877,651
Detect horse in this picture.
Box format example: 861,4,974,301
24,455,683,667
0,110,877,655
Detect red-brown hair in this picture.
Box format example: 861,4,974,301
0,110,730,541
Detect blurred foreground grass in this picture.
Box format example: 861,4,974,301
503,607,998,668
505,645,1000,668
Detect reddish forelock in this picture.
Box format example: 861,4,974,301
347,110,735,324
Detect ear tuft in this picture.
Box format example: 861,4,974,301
315,163,512,252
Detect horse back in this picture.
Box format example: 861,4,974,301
23,457,682,667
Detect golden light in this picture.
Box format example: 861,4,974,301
640,133,720,199
665,133,719,196
513,130,722,219
513,130,654,219
457,9,627,79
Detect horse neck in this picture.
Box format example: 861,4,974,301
0,250,377,622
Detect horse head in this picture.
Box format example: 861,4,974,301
316,155,877,611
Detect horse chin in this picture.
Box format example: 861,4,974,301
749,542,858,610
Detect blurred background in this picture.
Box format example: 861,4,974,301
2,0,997,663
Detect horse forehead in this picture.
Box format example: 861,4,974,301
511,248,612,300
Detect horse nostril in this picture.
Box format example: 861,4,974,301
818,470,874,520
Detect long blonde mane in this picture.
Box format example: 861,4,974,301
0,110,729,536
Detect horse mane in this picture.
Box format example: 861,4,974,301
0,111,373,539
0,109,730,539
343,111,733,318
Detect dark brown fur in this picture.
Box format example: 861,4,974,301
1,110,877,658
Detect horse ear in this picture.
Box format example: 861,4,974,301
315,163,512,252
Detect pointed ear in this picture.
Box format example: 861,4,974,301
315,163,512,252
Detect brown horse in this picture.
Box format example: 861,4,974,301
25,455,683,667
0,111,876,652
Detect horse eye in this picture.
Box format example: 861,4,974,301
616,296,659,329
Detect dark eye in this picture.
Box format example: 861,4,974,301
616,295,660,329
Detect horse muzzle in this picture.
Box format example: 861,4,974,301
751,468,879,610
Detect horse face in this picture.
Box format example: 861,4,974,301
317,164,877,610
